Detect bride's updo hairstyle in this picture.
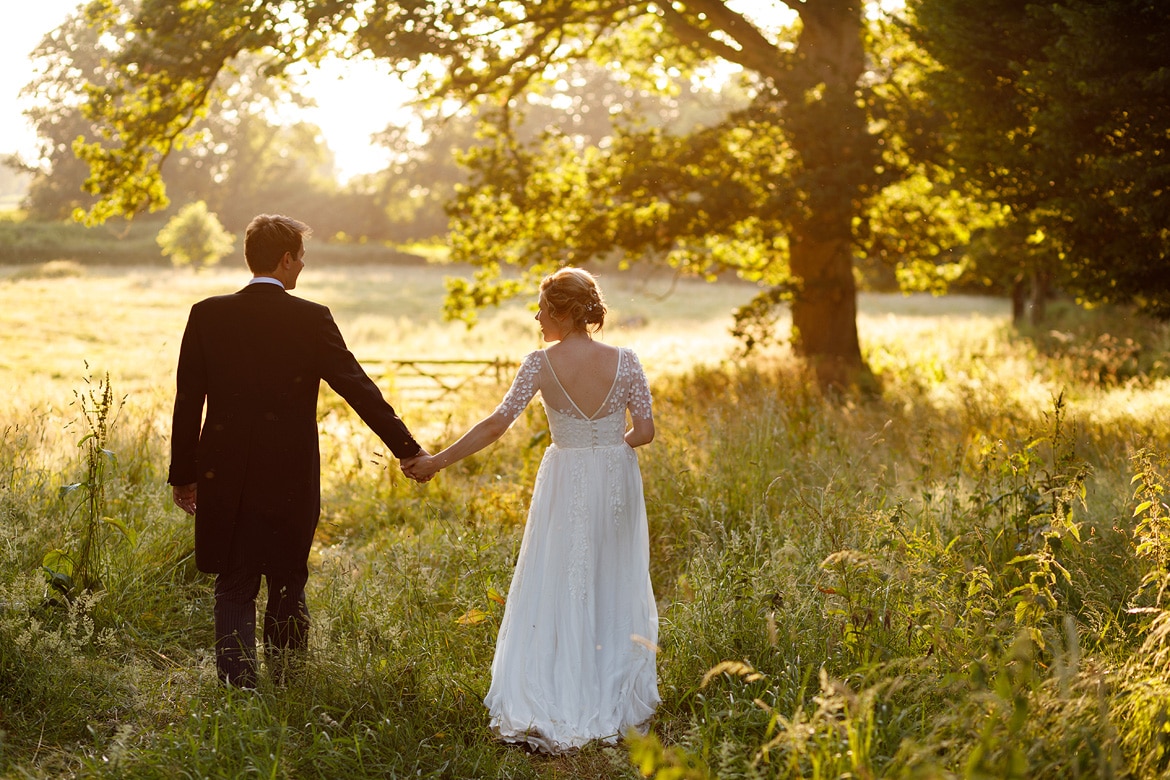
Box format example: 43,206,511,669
539,267,607,334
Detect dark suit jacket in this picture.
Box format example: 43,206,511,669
167,283,420,575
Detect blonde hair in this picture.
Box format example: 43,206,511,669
539,267,606,333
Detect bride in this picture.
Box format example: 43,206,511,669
406,267,660,753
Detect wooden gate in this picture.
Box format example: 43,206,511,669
361,357,518,404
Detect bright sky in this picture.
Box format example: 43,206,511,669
0,0,79,161
0,0,402,182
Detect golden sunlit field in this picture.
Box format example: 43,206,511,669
0,260,1021,415
2,260,1170,779
0,261,758,402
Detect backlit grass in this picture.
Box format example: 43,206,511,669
1,261,1168,778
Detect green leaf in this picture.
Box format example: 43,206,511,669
1134,500,1153,517
1006,554,1037,566
58,483,83,499
42,548,75,578
103,515,138,545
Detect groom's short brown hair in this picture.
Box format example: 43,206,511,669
244,214,312,274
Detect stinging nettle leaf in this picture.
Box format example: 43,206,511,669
103,515,138,545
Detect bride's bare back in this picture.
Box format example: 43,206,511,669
543,339,621,419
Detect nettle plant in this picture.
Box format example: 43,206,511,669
965,392,1090,653
42,370,136,599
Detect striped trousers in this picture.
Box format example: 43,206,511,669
213,567,309,688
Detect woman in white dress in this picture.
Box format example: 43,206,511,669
406,267,660,754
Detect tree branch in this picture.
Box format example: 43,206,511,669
658,1,790,83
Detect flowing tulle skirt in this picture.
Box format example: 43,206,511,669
483,442,660,754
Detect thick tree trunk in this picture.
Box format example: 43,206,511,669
789,227,865,390
1010,267,1050,327
783,2,874,391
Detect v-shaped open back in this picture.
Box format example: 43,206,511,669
540,348,622,420
493,346,654,429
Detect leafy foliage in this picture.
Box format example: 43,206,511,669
42,371,132,596
16,2,378,235
909,0,1170,319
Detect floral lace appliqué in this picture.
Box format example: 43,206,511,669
496,352,542,422
619,350,653,420
608,454,625,526
566,453,590,600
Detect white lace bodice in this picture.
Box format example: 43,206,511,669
495,347,652,448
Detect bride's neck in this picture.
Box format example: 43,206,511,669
559,329,591,343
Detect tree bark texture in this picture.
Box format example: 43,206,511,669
782,1,872,389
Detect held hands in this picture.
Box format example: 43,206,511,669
401,451,442,483
400,449,440,483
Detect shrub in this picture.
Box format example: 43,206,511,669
156,201,235,270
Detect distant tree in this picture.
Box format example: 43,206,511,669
357,59,739,244
14,6,114,220
909,0,1170,321
17,2,345,231
360,115,476,243
156,200,234,269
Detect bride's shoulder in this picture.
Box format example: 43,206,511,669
618,347,649,375
616,344,643,362
518,350,549,371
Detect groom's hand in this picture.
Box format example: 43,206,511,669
172,483,197,515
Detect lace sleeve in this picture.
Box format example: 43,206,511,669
625,349,653,420
494,352,542,422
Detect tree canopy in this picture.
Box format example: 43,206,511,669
66,0,1170,388
910,0,1170,319
77,0,934,388
16,3,352,231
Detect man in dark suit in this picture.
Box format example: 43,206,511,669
168,213,426,688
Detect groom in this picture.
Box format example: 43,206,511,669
168,213,427,688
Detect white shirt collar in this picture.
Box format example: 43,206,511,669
248,276,285,289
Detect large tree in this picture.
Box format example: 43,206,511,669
76,0,952,388
909,0,1170,320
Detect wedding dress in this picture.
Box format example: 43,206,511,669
483,346,660,754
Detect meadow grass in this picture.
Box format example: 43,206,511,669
1,262,1169,778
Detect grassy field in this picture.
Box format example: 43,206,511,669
2,260,1170,778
